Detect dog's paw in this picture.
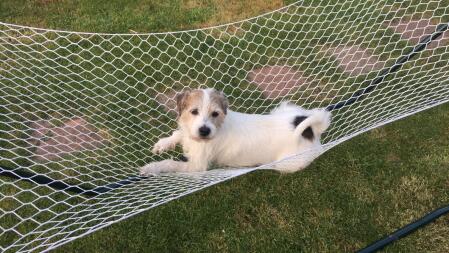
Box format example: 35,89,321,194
152,137,175,154
139,163,162,176
140,160,187,175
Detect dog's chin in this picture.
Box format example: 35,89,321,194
191,136,213,142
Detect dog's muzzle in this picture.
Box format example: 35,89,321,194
198,126,211,137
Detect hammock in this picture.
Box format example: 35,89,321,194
0,1,448,252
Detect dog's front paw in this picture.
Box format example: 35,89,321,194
140,160,187,175
152,137,175,154
140,163,162,176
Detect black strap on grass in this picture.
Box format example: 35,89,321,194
0,166,98,196
0,155,188,197
0,166,145,197
357,206,449,253
326,23,448,112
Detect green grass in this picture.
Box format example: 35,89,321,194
0,0,448,252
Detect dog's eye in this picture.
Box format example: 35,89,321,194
191,109,199,115
211,111,219,117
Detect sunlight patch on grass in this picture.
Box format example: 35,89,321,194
389,175,433,223
197,0,285,28
368,127,389,140
257,202,293,230
420,153,449,167
207,230,229,252
398,176,432,202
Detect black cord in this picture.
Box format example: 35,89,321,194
357,206,449,253
326,23,448,112
0,166,145,197
0,166,98,196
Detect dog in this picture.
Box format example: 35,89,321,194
140,88,331,175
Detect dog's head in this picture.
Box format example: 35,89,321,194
176,88,228,141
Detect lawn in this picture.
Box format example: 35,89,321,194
0,0,448,252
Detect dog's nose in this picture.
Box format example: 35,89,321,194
198,126,211,137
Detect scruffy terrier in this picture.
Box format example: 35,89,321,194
140,88,331,175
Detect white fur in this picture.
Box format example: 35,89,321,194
140,94,331,175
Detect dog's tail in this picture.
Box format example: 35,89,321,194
293,109,331,141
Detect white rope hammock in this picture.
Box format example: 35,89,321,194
0,1,448,252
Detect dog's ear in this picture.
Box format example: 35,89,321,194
175,90,190,116
214,90,229,114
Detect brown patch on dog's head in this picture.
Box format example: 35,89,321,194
175,90,190,116
209,89,229,115
205,89,228,131
176,89,203,117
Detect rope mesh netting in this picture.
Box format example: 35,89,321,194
1,0,448,252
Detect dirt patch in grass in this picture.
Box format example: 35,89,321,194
326,45,384,76
387,19,449,49
248,65,307,99
31,118,108,161
155,90,178,115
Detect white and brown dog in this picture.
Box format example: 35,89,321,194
140,88,331,175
